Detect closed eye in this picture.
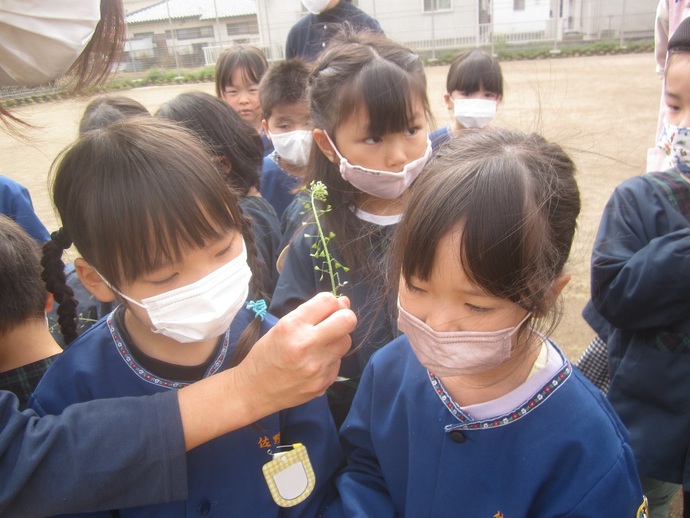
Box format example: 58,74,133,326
466,303,491,313
149,272,179,286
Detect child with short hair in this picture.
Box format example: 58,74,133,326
587,17,690,517
330,129,646,516
157,91,281,299
0,216,61,410
430,48,503,152
259,59,313,218
215,44,273,156
270,33,433,428
30,118,341,517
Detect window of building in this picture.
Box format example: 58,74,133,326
226,18,258,36
423,0,451,11
165,26,214,40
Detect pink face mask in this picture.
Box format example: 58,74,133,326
324,132,432,199
397,301,531,376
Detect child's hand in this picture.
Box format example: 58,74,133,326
239,292,355,412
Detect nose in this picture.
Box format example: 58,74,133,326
679,110,690,128
238,90,250,105
424,305,462,333
385,137,409,172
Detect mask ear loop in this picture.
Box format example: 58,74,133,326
93,269,147,309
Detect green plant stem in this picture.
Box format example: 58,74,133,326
310,187,338,295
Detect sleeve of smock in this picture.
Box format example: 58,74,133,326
590,178,690,331
0,390,187,517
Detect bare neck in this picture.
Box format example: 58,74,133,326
0,319,62,373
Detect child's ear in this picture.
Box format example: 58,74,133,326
443,93,454,111
313,129,337,163
44,292,54,314
74,258,117,303
544,273,571,311
262,119,271,140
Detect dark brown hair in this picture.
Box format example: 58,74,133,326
156,91,262,195
214,45,268,97
392,128,580,333
306,31,431,271
0,216,47,335
42,118,263,361
446,49,503,97
79,95,150,135
259,59,311,119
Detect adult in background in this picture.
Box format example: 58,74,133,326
286,0,382,61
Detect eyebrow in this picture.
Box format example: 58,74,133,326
665,91,681,100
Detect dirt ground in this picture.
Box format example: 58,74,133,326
1,52,683,514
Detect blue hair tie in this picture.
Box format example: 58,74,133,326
246,299,267,321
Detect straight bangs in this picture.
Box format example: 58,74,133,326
340,58,428,137
52,119,241,288
447,51,503,96
397,134,544,306
215,46,267,96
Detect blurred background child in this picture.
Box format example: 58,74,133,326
259,59,314,219
430,49,503,152
215,44,273,156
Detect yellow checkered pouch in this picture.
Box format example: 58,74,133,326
262,443,315,507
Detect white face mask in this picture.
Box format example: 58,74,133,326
301,0,332,14
453,99,497,129
269,130,313,167
324,132,432,199
104,241,252,344
397,302,531,376
658,118,690,175
0,1,100,86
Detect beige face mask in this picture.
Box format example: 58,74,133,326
397,301,531,376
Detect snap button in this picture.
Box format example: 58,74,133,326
449,430,465,443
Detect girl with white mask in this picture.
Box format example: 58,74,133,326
271,32,433,428
329,129,646,517
31,118,343,517
430,49,503,152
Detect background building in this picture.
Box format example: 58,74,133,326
122,0,658,69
